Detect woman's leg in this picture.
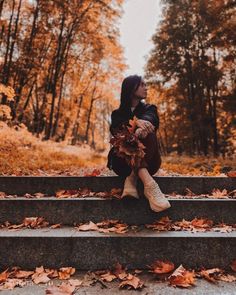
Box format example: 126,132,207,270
111,153,132,177
137,132,171,212
138,132,162,176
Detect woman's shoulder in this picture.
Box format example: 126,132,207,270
140,101,157,111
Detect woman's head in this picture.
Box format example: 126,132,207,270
119,75,147,112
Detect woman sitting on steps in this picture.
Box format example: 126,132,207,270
107,74,171,212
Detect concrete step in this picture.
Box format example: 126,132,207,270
0,227,235,270
0,176,235,195
1,197,236,225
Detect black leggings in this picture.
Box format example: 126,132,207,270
111,132,162,177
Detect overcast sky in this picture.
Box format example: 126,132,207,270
118,0,162,77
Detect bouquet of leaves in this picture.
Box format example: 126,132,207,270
110,116,146,169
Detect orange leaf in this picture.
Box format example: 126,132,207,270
149,260,175,274
58,267,75,280
119,273,144,289
227,171,236,177
168,265,195,288
230,260,236,272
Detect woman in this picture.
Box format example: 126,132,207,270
107,75,171,212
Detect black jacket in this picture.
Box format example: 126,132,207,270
107,101,160,169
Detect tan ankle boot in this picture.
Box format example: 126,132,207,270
144,181,171,212
121,174,139,199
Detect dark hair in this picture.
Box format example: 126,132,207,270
118,75,142,113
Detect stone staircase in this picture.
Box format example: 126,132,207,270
0,176,235,270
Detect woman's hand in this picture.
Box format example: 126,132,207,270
136,119,154,134
135,127,149,139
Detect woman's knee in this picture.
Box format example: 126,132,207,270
111,155,132,177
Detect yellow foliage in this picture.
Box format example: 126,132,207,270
0,83,15,102
0,105,12,120
0,124,105,175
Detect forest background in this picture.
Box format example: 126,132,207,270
0,0,235,175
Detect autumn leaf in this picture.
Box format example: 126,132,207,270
198,268,223,283
0,269,9,283
23,217,49,228
100,271,117,282
46,282,75,295
0,278,26,290
227,171,236,177
168,265,195,288
190,218,213,228
211,189,228,199
127,116,138,133
14,270,34,279
76,221,99,231
83,168,101,177
148,260,175,274
110,117,146,169
119,273,144,290
230,260,236,272
32,266,51,284
58,267,76,280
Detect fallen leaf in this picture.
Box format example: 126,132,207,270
198,268,223,283
149,260,175,274
227,171,236,178
230,260,236,272
32,266,50,284
76,221,99,231
168,265,195,288
46,282,75,295
1,278,26,290
58,267,75,280
119,273,144,290
100,271,117,282
0,269,9,283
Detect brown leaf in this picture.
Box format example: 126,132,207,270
113,262,128,280
168,265,195,288
190,218,213,228
68,279,83,287
32,266,50,284
1,278,26,290
100,271,117,282
15,270,34,279
84,168,101,177
46,282,75,295
227,171,236,178
50,223,61,229
76,221,99,231
0,269,9,283
211,189,228,199
127,116,138,133
149,260,175,274
119,273,144,290
23,217,49,228
198,268,223,283
230,260,236,272
58,267,75,280
217,274,236,282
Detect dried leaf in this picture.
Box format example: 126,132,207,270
149,260,175,274
119,273,144,290
46,282,75,295
58,267,75,280
230,260,236,272
168,265,195,288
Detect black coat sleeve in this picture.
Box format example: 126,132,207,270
109,110,130,136
139,104,159,130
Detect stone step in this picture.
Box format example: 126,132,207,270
0,227,235,270
0,176,235,195
1,197,236,225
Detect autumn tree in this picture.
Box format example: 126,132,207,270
0,0,126,149
145,0,235,156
